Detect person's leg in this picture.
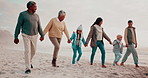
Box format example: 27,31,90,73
97,41,106,67
115,52,122,63
22,34,31,73
130,44,139,67
77,47,82,62
113,53,118,66
121,47,131,66
30,34,38,68
49,37,61,67
90,47,97,65
72,48,77,64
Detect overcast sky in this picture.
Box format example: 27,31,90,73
0,0,148,48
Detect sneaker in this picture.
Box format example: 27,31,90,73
90,63,93,65
120,62,124,66
31,64,33,68
25,69,31,74
135,64,139,67
102,65,107,68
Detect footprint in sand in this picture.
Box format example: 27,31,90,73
0,71,6,75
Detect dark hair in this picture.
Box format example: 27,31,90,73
128,20,133,23
92,17,103,26
27,1,36,9
76,30,81,40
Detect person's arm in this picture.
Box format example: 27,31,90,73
102,30,112,44
43,18,53,35
124,28,129,47
14,13,23,44
82,37,86,45
37,15,44,38
113,40,117,46
70,32,75,41
63,23,70,39
86,26,94,44
14,13,23,39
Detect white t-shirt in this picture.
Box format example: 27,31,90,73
94,25,103,40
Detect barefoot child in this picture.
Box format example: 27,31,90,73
70,25,86,64
113,35,124,66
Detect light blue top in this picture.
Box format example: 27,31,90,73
70,32,86,49
113,39,124,53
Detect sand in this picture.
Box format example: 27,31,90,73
0,30,148,78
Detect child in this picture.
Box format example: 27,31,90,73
70,25,86,65
113,35,124,66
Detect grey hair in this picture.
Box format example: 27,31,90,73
27,1,36,9
58,10,66,16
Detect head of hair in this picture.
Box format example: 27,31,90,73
27,1,36,9
128,20,133,23
92,17,103,26
58,10,66,17
117,35,122,39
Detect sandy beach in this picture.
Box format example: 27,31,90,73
0,30,148,78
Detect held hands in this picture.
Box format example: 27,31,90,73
14,39,19,44
67,39,71,43
40,37,44,41
109,41,112,45
135,43,137,48
126,44,129,47
84,43,88,47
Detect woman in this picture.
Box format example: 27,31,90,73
43,10,71,67
85,17,112,68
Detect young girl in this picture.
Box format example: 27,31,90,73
85,17,112,68
113,35,124,66
70,25,86,64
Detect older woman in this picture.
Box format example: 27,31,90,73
43,10,71,67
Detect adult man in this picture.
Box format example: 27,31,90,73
120,20,139,67
14,1,44,74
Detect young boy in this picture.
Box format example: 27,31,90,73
113,35,124,66
70,25,86,65
120,20,139,67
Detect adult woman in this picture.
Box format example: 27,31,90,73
85,17,112,68
43,10,71,67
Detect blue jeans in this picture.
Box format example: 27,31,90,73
114,52,122,63
72,46,82,64
91,41,106,65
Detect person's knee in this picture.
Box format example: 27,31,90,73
55,45,60,50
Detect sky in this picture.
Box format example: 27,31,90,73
0,0,148,48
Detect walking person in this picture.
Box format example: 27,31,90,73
70,25,86,65
43,10,71,67
120,20,139,67
14,1,44,74
85,17,112,68
112,35,124,66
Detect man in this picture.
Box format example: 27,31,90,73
14,1,44,74
120,20,139,67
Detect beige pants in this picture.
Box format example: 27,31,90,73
49,37,61,59
22,33,38,69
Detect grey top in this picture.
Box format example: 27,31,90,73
14,11,44,39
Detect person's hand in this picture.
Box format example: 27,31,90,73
40,37,44,41
109,41,112,45
67,39,71,43
84,43,88,47
14,39,19,44
135,43,137,48
126,44,129,47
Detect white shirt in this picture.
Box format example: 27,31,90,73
94,24,103,40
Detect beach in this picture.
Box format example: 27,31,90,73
0,30,148,78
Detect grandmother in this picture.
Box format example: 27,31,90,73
43,10,71,67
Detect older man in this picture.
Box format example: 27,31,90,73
43,10,71,67
14,1,44,74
